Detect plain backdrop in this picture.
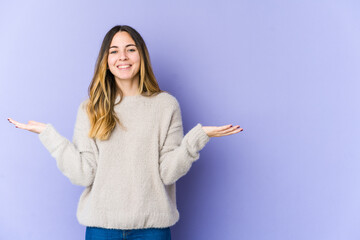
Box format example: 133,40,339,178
1,0,360,239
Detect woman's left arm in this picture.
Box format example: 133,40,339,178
158,100,242,186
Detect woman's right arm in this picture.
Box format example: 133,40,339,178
7,100,99,187
37,100,98,187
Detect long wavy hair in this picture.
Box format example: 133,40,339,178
86,25,167,141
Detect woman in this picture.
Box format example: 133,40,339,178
7,25,243,240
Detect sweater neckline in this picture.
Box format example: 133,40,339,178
115,94,143,104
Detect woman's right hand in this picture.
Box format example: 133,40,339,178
7,118,47,134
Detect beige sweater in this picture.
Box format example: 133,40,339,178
38,92,210,230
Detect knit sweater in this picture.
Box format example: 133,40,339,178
38,92,211,230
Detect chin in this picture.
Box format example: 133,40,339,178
116,75,136,81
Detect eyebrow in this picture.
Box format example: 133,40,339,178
109,44,136,49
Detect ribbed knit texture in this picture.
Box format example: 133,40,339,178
38,92,210,230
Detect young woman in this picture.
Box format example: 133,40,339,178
8,25,243,240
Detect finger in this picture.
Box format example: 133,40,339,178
220,127,243,136
8,118,22,125
216,124,233,131
16,122,30,130
219,125,240,133
8,118,30,130
220,130,241,137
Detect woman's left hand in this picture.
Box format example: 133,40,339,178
202,124,243,137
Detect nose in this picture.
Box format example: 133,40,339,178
118,50,128,61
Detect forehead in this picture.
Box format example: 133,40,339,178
110,31,135,46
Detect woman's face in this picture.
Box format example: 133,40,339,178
107,31,141,83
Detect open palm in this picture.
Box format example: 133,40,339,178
202,124,243,137
7,118,46,134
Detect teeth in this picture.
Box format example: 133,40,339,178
117,65,131,69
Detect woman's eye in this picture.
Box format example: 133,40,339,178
109,49,135,54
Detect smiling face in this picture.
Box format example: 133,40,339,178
107,31,141,83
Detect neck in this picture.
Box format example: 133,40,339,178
115,75,140,96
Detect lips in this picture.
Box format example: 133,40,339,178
117,64,131,69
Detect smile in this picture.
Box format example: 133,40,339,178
117,65,131,69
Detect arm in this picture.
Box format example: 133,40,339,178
159,100,210,186
38,101,98,187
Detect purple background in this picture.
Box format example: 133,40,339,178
1,0,360,239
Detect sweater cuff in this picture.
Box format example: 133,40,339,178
185,123,210,153
38,123,66,154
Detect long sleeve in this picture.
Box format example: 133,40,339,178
159,100,211,186
38,101,98,187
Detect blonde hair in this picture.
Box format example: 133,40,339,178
86,25,168,141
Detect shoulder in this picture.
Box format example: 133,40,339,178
79,98,90,111
75,98,90,119
155,91,181,110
